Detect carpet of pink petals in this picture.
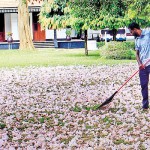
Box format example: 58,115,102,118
0,63,150,149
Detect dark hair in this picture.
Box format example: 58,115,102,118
128,22,140,30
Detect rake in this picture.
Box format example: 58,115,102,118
98,60,150,109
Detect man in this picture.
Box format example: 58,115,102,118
128,22,150,110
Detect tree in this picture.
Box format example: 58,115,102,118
68,0,101,55
39,0,101,55
39,0,70,48
18,0,35,50
39,0,149,55
95,0,130,41
94,0,149,40
126,0,150,27
68,0,148,41
67,0,129,54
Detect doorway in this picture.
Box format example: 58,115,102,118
33,12,45,41
0,13,5,42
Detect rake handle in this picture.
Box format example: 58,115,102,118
117,59,150,93
117,69,139,93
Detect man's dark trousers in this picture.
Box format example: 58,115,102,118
139,65,150,109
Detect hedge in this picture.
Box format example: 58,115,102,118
99,41,136,60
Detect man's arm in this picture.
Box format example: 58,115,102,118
136,50,145,69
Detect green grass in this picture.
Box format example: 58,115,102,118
0,48,136,68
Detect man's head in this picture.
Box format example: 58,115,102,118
128,22,142,37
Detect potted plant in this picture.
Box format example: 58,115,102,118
6,32,13,49
7,32,13,43
7,32,13,36
66,28,72,41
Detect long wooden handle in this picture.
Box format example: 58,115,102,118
117,59,150,93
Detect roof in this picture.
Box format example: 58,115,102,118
0,0,44,8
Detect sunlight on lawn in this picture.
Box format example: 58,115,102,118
0,49,135,68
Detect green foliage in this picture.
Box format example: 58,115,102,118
97,0,130,29
39,117,45,123
68,1,101,31
39,0,149,36
72,105,82,112
126,0,150,27
22,0,26,4
58,120,65,126
0,49,135,68
69,0,129,30
39,0,149,43
97,42,105,49
0,123,6,129
82,105,91,111
82,104,102,111
91,104,101,111
102,116,113,124
114,139,128,145
100,41,136,60
67,0,132,40
65,28,71,36
39,0,70,29
85,124,92,129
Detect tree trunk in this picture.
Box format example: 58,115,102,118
54,29,58,48
18,0,35,50
84,30,88,56
112,28,117,41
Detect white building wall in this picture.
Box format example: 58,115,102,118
4,13,11,40
88,29,101,39
5,13,34,41
46,29,67,39
11,13,19,40
4,12,106,41
59,29,101,39
29,13,33,39
71,29,76,37
57,29,67,38
46,29,54,39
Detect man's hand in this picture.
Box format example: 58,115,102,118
139,64,145,70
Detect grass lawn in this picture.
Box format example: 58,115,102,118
0,48,136,68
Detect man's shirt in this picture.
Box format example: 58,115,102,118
135,30,150,66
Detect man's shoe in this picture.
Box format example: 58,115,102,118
142,107,149,111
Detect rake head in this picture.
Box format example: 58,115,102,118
98,91,118,109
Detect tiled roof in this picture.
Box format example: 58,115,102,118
0,0,44,8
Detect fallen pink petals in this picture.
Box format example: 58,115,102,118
0,64,149,149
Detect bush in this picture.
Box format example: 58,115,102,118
100,41,136,60
97,42,105,48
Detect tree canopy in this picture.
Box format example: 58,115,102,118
38,0,149,55
39,0,150,33
39,0,70,30
67,0,131,41
126,0,150,27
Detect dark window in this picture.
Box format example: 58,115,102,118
33,12,39,31
0,13,4,32
34,23,38,31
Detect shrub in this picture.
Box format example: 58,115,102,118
100,41,136,60
97,42,105,48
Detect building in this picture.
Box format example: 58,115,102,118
0,0,86,49
1,1,136,49
0,0,69,44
